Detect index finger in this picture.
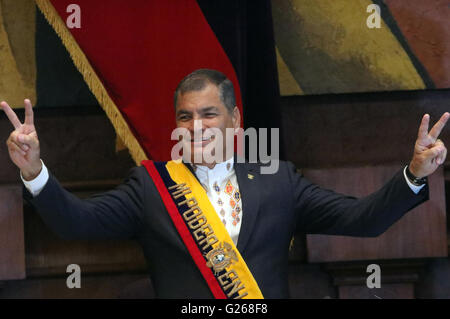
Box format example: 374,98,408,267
429,112,450,141
417,114,430,141
0,101,22,130
24,99,34,126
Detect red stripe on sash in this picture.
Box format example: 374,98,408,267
141,160,227,299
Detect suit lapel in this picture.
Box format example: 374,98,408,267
234,160,261,254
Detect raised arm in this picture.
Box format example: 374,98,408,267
1,99,144,240
293,113,448,237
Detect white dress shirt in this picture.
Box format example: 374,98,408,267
191,157,242,245
21,160,424,246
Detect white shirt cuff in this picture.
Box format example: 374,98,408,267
403,166,426,195
20,160,49,197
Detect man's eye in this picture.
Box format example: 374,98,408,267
178,115,190,121
205,113,217,118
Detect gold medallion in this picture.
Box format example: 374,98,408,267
205,241,238,274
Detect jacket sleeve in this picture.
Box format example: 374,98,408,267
23,166,145,240
289,163,429,237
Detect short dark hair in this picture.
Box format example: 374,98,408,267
174,69,236,113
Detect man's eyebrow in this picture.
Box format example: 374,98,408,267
199,106,220,113
176,109,192,116
176,106,220,116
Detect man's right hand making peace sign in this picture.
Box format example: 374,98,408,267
1,99,42,181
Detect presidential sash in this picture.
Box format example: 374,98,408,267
142,160,263,299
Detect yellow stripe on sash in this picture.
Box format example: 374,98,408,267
166,160,264,299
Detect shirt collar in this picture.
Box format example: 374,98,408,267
192,156,234,184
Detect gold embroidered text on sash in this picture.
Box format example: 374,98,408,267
168,183,248,299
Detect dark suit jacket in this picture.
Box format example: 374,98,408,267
24,160,429,298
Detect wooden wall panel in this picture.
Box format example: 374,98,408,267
0,274,153,299
0,185,25,280
339,283,414,299
305,165,447,262
280,90,450,169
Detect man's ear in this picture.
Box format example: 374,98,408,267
232,106,241,131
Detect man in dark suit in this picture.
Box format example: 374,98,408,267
1,69,449,298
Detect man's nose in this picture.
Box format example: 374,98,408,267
188,119,206,135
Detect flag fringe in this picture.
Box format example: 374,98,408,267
34,0,148,165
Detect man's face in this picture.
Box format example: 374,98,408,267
175,83,240,166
